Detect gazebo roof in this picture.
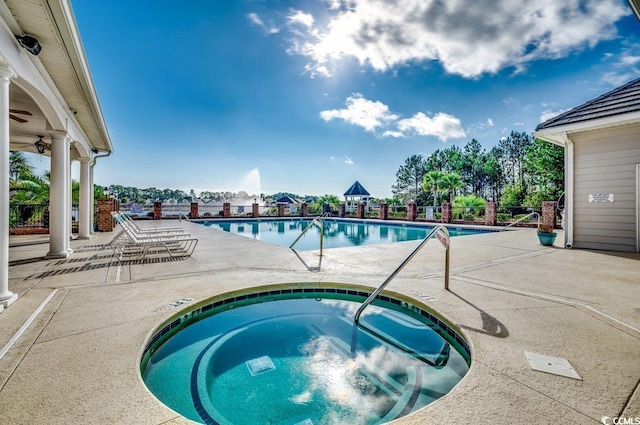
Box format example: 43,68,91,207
276,196,298,204
344,181,370,196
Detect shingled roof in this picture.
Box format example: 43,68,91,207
536,77,640,131
344,181,370,196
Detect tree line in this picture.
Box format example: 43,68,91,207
391,131,564,207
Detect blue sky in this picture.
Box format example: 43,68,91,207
66,0,640,198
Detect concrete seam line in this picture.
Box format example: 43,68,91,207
0,289,59,361
454,275,640,335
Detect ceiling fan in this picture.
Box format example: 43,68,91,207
9,108,32,123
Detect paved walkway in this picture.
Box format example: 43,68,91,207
1,220,639,424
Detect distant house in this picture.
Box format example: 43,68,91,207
344,181,371,212
534,77,640,252
275,196,299,205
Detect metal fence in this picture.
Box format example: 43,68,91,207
9,204,79,230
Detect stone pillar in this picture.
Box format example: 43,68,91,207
357,203,365,219
485,202,497,226
542,201,558,228
407,202,417,221
78,159,92,239
301,203,308,217
252,203,259,218
442,203,452,223
47,133,72,258
338,204,345,218
0,65,17,309
97,198,116,231
277,204,285,217
153,201,162,220
379,203,388,220
190,202,199,219
223,202,231,218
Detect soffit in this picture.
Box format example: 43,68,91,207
5,0,112,152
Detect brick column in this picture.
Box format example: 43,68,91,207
252,203,259,218
485,202,497,226
301,203,308,217
542,201,557,228
357,203,365,219
379,203,388,220
223,202,231,218
190,202,199,219
153,201,162,220
97,198,117,231
338,204,345,218
407,203,417,221
442,203,452,223
277,204,285,217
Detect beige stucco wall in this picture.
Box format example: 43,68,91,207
571,125,640,252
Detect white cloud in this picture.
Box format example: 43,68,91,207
247,13,280,35
395,112,466,142
330,155,355,165
539,109,569,123
321,94,465,141
320,93,397,131
285,0,628,78
288,10,315,29
487,118,494,127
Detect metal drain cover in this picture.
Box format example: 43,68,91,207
246,356,275,376
524,351,582,380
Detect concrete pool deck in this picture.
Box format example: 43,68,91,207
1,220,639,424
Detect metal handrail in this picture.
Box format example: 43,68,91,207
501,212,540,231
289,216,324,256
354,225,451,325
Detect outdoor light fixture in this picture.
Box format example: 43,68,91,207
34,135,48,154
15,35,42,56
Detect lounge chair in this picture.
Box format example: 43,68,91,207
111,212,187,235
109,214,198,260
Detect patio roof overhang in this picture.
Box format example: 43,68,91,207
628,0,640,21
1,0,112,158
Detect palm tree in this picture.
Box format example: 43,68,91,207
422,170,446,207
440,173,464,203
10,172,50,204
9,151,34,180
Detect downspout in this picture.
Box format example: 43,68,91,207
89,150,112,232
560,132,574,249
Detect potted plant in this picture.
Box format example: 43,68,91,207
537,224,557,246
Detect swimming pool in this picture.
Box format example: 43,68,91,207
141,285,470,425
196,218,490,250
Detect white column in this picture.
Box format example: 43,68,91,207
0,66,17,309
47,133,72,258
68,158,74,242
78,159,91,239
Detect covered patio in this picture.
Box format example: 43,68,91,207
1,0,112,312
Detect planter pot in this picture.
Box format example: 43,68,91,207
537,231,557,246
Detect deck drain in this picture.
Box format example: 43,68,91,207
246,356,276,376
524,351,582,380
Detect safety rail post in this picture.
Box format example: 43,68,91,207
354,225,451,325
289,216,324,256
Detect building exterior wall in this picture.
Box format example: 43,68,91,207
571,125,640,252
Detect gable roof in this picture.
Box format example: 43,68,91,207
276,196,298,204
344,181,370,196
536,77,640,131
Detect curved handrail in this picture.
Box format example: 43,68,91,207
500,212,539,231
354,225,451,325
289,216,324,256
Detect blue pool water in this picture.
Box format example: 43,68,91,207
141,287,470,425
196,218,489,250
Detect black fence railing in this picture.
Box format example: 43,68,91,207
9,204,79,230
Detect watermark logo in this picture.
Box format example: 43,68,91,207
601,416,640,425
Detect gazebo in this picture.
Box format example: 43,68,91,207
344,181,371,212
1,0,113,312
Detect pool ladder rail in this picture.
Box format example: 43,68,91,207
289,216,324,256
354,225,451,326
